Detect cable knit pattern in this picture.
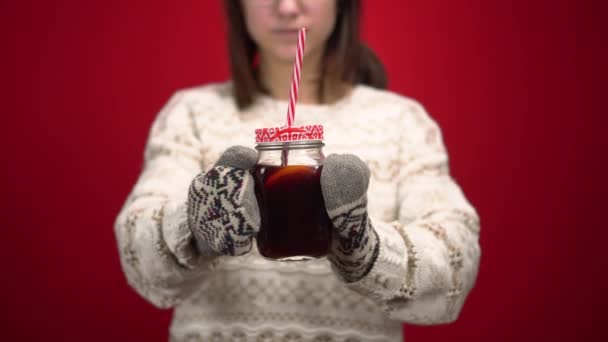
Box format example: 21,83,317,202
114,81,481,341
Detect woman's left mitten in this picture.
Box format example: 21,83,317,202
320,154,380,282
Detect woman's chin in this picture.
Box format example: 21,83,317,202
269,46,299,63
267,48,320,65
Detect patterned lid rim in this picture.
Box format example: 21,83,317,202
255,125,324,143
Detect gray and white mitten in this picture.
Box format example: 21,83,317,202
187,146,260,256
321,154,380,283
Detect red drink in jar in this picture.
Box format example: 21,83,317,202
253,125,330,260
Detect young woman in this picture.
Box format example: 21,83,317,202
115,1,481,341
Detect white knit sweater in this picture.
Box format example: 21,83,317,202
114,81,481,342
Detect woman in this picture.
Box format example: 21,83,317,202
114,1,481,341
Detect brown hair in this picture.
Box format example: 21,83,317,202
223,0,387,109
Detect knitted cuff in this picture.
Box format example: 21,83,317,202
162,200,215,269
327,198,381,283
345,220,409,302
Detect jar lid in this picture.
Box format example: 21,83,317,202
255,124,324,143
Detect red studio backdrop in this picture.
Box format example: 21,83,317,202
1,0,606,341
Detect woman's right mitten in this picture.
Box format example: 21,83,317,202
187,146,260,256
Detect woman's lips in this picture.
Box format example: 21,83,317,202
272,28,308,38
271,28,308,44
273,29,299,36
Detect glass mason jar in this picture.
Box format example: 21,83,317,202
252,126,332,261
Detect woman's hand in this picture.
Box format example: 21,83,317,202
321,154,380,283
187,146,260,256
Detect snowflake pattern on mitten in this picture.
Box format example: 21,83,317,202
187,146,260,256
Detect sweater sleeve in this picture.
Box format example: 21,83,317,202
114,90,216,309
346,100,481,325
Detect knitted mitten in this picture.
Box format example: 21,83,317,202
187,146,260,256
321,154,380,283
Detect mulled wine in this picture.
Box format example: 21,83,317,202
252,164,332,260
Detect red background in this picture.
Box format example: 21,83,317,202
1,0,606,341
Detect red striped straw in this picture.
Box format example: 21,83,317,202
286,27,306,128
